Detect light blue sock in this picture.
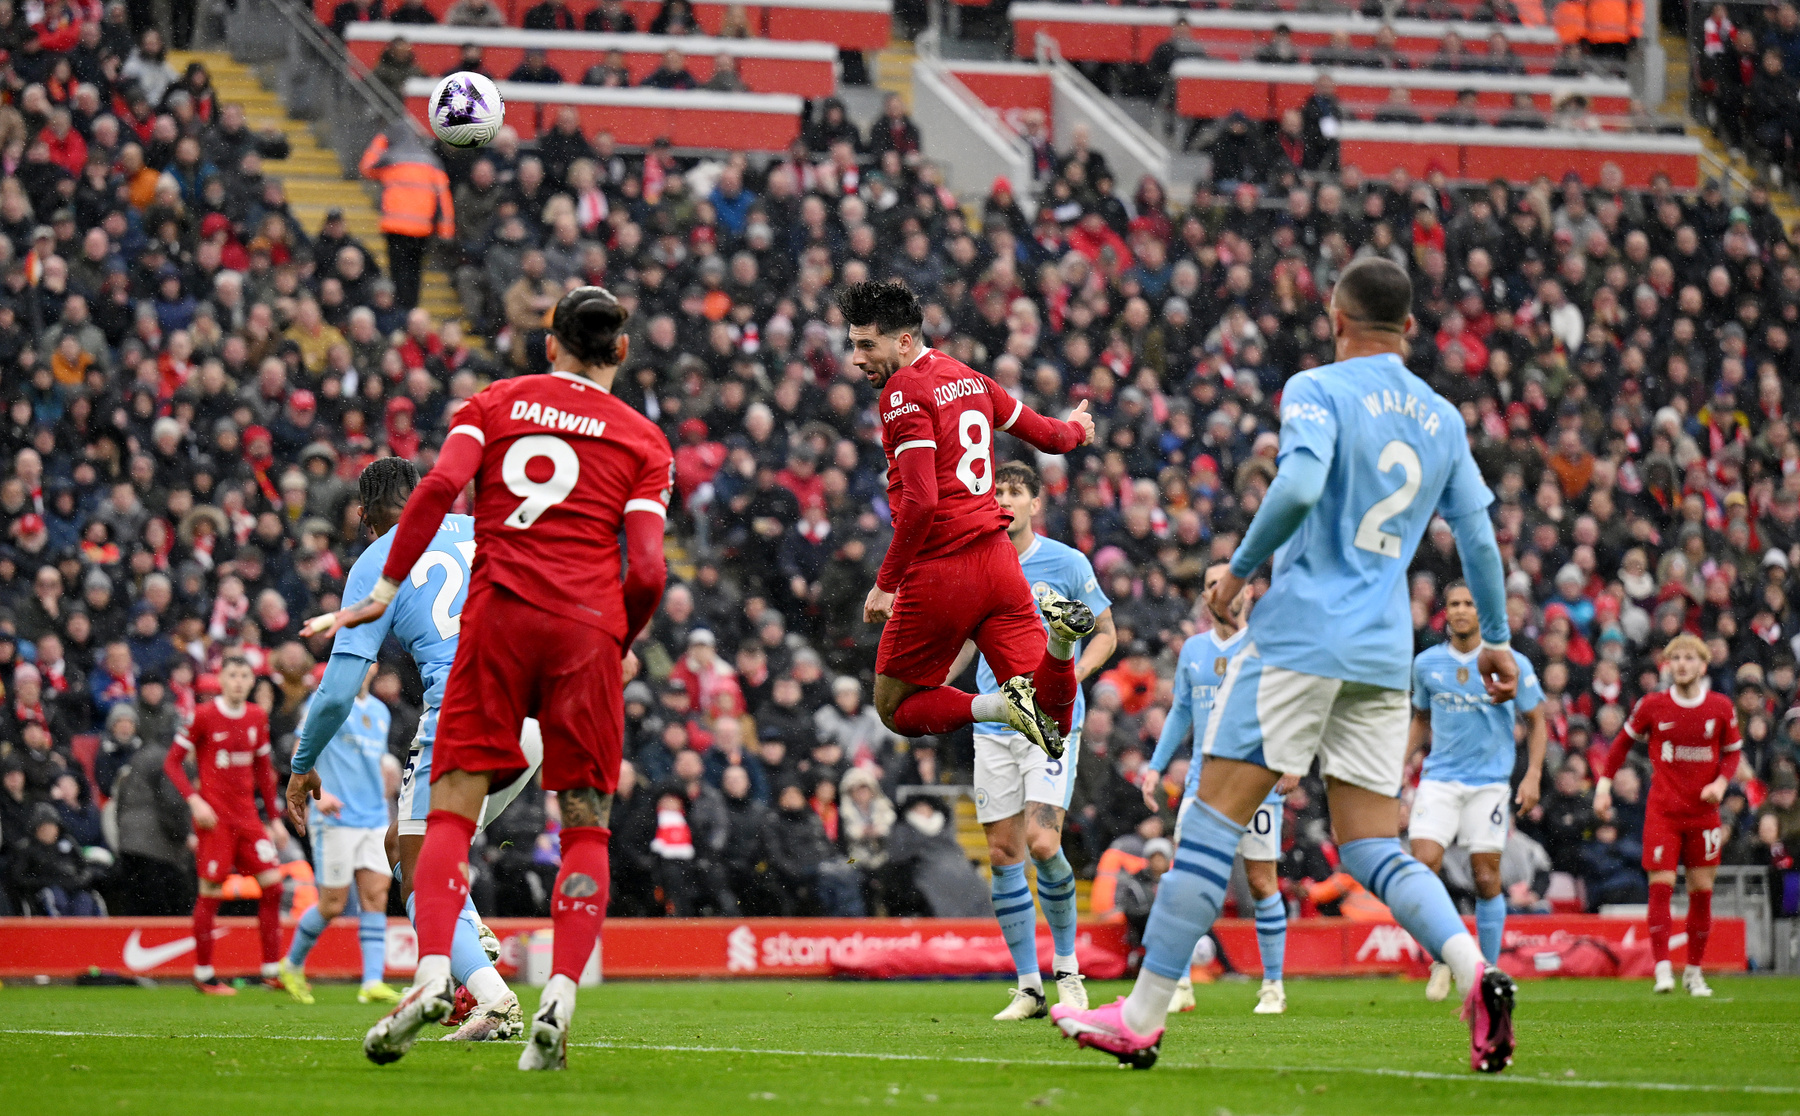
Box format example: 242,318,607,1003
1031,850,1078,966
1339,837,1467,960
1476,893,1507,964
358,910,387,986
287,904,328,967
1253,893,1287,982
406,891,493,987
1142,800,1244,979
990,861,1040,983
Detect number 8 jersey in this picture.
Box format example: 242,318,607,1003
877,347,1031,563
412,371,674,643
1249,352,1493,691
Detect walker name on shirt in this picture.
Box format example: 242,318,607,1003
932,377,988,408
1360,389,1443,436
510,400,608,438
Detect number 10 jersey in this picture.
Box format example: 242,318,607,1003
444,370,674,642
1249,352,1494,692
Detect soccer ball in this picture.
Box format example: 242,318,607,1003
427,71,504,149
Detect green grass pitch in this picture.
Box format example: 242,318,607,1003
4,976,1799,1115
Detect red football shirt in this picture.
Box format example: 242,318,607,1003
164,697,279,828
877,349,1037,564
1604,687,1740,826
386,372,674,641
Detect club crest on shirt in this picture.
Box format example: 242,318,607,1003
1215,657,1229,676
1457,667,1470,684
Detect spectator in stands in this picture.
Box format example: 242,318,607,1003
107,731,193,916
1149,18,1208,138
122,29,176,106
1369,24,1410,69
521,0,579,32
1435,88,1485,128
1255,24,1301,65
1497,91,1548,129
444,0,506,27
583,49,633,88
803,97,862,156
765,780,863,915
1758,766,1800,851
1374,87,1424,126
329,0,384,37
866,93,920,162
370,37,426,100
388,0,437,24
649,0,698,35
585,0,637,33
704,54,747,93
638,49,694,91
508,47,565,84
9,804,100,915
1481,29,1526,74
1427,29,1474,72
885,796,986,917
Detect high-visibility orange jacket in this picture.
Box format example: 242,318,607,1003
1553,0,1587,43
1584,0,1642,42
359,130,455,240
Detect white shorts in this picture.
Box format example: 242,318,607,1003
397,714,545,836
973,730,1079,825
1176,795,1283,862
1409,779,1510,854
1201,642,1410,796
316,825,388,888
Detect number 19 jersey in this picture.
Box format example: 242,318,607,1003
878,347,1031,563
448,372,674,641
1249,353,1494,691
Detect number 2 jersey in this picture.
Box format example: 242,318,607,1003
337,514,472,711
1249,353,1494,691
876,347,1079,586
164,697,280,829
381,371,675,643
1602,687,1740,828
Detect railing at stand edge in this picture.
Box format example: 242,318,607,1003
215,0,416,175
1033,31,1173,191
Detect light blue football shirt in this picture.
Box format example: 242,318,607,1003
1412,643,1543,787
334,514,475,710
974,535,1111,735
1247,354,1494,691
1150,627,1278,804
302,691,393,830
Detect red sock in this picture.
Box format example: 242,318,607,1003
193,895,220,968
413,810,477,958
1686,888,1712,969
551,826,611,983
257,885,282,965
891,686,975,736
1031,648,1077,735
1647,880,1673,964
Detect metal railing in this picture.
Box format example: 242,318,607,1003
1035,32,1174,191
217,0,413,175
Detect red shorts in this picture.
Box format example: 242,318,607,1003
196,817,279,884
1642,812,1724,872
435,582,623,794
875,529,1046,688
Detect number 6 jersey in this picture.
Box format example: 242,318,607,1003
1248,353,1494,691
381,371,674,643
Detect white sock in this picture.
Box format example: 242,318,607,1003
414,953,452,988
970,692,1009,722
1441,933,1482,994
194,965,214,982
1017,971,1043,994
466,966,510,1006
261,962,279,979
1122,969,1179,1036
1684,965,1703,977
1046,636,1075,660
1655,959,1673,978
1052,953,1080,977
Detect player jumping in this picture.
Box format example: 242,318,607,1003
1146,562,1295,1016
292,458,533,1040
944,461,1115,1022
1408,580,1546,996
313,287,670,1071
164,656,288,995
278,664,399,1005
1051,257,1520,1074
1594,634,1739,997
841,281,1097,761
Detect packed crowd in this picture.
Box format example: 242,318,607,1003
3,0,1800,926
1695,0,1800,184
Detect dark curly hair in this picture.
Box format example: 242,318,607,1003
358,456,419,526
836,280,923,335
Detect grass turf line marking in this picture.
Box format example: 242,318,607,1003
3,1028,1795,1096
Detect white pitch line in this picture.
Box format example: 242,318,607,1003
4,1027,1796,1097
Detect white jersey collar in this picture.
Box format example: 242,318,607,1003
1444,641,1481,664
550,370,611,393
1207,625,1249,650
1019,535,1044,563
1669,680,1709,708
908,345,934,366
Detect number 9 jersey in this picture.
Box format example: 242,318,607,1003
438,370,674,643
878,348,1029,564
1249,353,1493,691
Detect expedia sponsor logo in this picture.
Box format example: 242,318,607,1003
882,402,920,423
932,377,987,407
